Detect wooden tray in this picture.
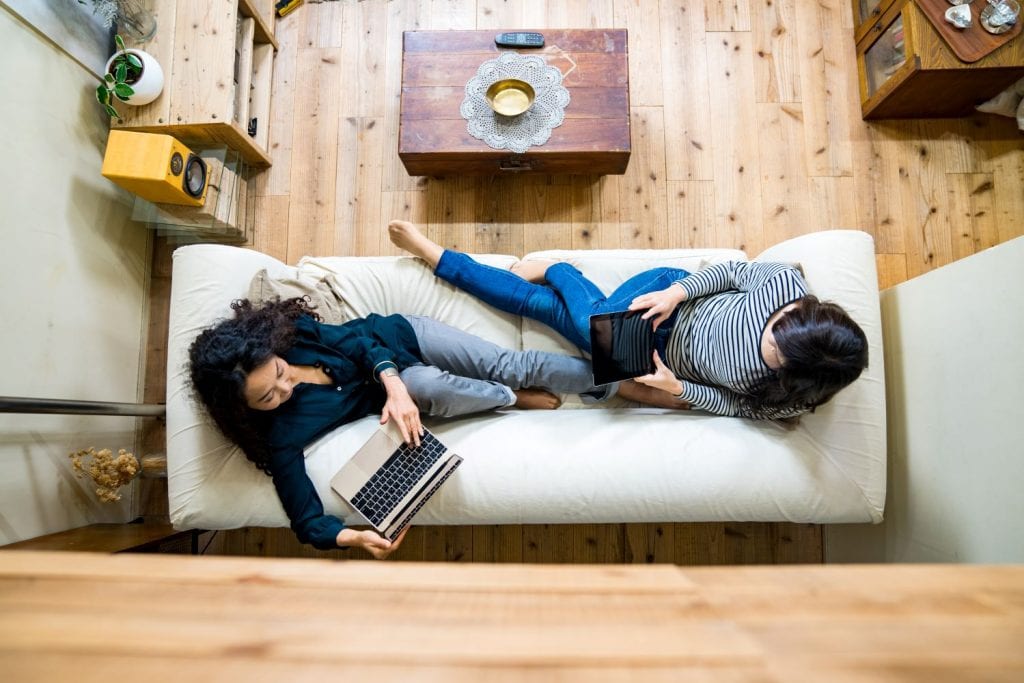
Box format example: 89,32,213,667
914,0,1022,62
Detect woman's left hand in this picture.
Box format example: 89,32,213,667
380,374,423,447
634,351,683,396
628,283,687,331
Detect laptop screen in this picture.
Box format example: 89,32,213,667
589,310,656,385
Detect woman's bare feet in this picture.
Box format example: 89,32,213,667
617,380,690,410
512,387,562,410
510,258,557,284
388,220,444,268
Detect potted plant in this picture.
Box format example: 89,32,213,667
96,34,164,118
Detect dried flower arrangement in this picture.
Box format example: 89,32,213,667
69,447,139,503
77,0,156,42
78,0,124,29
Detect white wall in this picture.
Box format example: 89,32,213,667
0,6,151,544
826,237,1024,563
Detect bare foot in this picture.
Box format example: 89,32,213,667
512,388,562,410
388,220,444,268
510,258,557,284
617,380,690,410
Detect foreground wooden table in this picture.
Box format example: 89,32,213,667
1,551,1022,681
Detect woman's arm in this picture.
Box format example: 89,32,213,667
271,448,408,557
628,283,688,330
337,527,409,560
679,380,807,420
672,261,804,301
379,369,423,446
317,322,402,378
270,447,347,550
634,352,805,420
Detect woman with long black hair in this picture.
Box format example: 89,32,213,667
388,220,869,421
188,297,610,556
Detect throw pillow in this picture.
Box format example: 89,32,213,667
247,269,348,324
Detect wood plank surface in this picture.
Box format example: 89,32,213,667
3,553,1023,680
913,0,1023,64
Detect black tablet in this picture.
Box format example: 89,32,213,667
588,310,656,385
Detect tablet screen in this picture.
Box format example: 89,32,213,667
589,310,656,385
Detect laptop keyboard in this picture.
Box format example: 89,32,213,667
350,430,447,527
387,460,461,541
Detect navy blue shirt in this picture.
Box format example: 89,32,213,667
266,314,421,550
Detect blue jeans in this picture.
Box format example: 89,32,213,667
399,315,609,417
434,251,689,353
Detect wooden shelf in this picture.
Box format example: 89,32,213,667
852,0,1024,119
0,523,195,554
112,0,277,167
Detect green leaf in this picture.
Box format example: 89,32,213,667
104,104,119,118
126,53,143,72
115,62,127,83
113,83,134,100
115,34,126,52
104,73,115,84
96,84,109,105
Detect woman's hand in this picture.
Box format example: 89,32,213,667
380,372,423,447
628,283,688,330
634,351,684,397
337,527,409,559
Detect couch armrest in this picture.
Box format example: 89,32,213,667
757,231,887,522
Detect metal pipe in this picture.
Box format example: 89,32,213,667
0,396,165,418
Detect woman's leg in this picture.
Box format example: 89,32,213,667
403,316,609,401
399,364,514,417
389,219,690,351
435,251,593,349
600,267,691,310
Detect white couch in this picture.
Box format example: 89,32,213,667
166,230,886,532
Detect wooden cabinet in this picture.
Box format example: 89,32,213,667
852,0,1024,119
113,0,277,167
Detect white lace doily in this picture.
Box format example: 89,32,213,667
460,53,570,154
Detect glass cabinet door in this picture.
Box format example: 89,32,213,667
863,14,906,97
857,0,886,26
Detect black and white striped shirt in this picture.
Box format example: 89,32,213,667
665,261,808,419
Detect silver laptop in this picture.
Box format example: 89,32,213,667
330,422,462,541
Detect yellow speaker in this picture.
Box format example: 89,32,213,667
101,130,209,206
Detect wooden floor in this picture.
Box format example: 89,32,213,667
142,0,1023,564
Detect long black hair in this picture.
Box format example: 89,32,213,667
744,295,868,416
187,297,320,474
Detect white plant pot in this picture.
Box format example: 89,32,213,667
105,48,164,106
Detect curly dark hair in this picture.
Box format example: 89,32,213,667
744,295,869,416
188,297,321,475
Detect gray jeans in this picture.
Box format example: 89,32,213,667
400,315,607,417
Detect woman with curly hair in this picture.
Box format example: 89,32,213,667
388,220,869,421
188,297,609,558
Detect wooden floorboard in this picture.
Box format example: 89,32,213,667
139,0,1024,563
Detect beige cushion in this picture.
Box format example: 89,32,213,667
247,268,349,324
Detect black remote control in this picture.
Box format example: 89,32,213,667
495,32,545,48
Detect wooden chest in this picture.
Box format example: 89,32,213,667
399,30,631,176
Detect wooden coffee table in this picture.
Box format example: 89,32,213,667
399,30,630,176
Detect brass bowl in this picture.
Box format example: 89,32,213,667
485,79,536,116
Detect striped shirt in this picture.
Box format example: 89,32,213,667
665,261,808,419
